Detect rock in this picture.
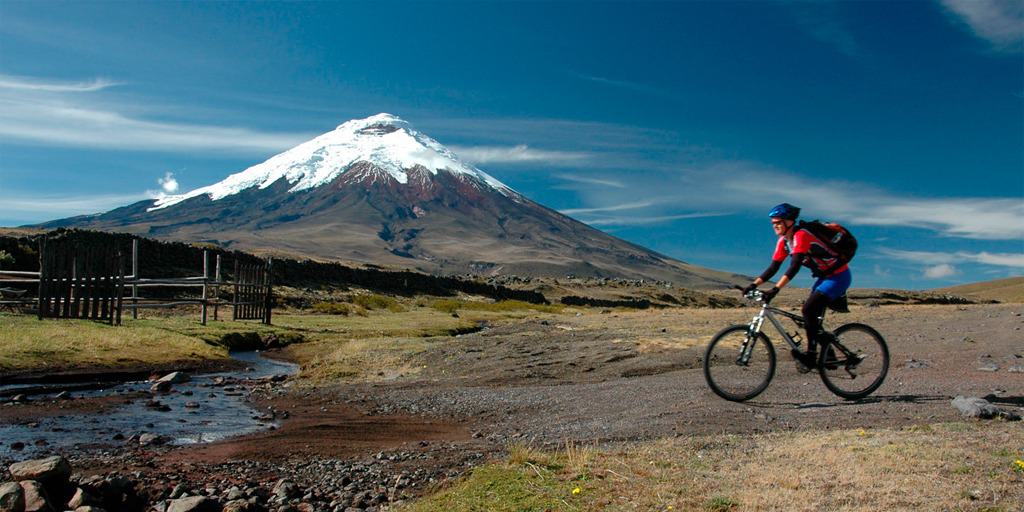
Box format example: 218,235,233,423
18,481,50,512
222,500,253,512
9,456,72,483
977,363,999,372
74,507,107,512
67,487,99,509
184,402,200,409
1008,365,1024,373
10,442,24,451
54,391,70,400
150,381,173,393
11,394,27,403
0,482,25,512
272,480,299,500
158,372,190,384
167,496,220,512
169,483,188,499
139,433,165,446
951,396,1021,420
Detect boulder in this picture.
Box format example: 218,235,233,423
0,482,25,512
74,507,106,512
18,481,50,512
9,456,71,483
271,480,299,500
951,396,1021,420
167,496,221,512
139,433,166,446
221,500,254,512
150,381,173,393
67,487,99,509
157,372,190,384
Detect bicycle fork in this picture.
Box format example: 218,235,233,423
738,308,767,365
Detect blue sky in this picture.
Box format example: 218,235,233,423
1,0,1021,289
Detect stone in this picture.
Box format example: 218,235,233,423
67,487,99,509
0,482,25,512
74,507,107,512
9,456,72,483
18,481,50,512
139,433,165,446
272,480,299,500
167,496,220,512
222,500,253,512
158,372,190,384
951,396,1021,420
150,381,173,393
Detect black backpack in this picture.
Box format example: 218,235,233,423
798,220,858,275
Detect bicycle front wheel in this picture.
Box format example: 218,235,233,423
819,323,889,400
703,325,776,402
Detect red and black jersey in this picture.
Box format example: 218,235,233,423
772,229,849,277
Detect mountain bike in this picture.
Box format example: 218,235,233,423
703,287,889,402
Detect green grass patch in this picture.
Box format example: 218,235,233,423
0,314,226,373
405,460,584,512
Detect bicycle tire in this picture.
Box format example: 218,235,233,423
818,323,889,400
703,325,776,402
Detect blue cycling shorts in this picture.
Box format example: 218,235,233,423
812,268,851,301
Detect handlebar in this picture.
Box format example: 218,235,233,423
733,285,764,302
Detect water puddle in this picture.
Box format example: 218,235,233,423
0,351,297,458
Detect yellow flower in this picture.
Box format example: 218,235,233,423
857,428,867,437
572,487,582,495
1014,459,1024,472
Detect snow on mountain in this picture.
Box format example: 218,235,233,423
150,113,515,211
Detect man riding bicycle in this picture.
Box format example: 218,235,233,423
742,203,852,372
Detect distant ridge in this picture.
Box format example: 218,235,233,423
931,276,1024,303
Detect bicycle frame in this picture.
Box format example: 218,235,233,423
737,290,819,364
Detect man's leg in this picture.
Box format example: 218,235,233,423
802,291,831,353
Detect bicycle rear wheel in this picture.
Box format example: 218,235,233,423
703,325,776,402
819,323,889,400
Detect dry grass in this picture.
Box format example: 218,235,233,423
405,422,1024,511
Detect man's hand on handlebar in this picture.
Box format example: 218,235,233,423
761,287,780,303
741,282,758,295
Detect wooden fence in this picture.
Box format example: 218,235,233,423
0,237,272,325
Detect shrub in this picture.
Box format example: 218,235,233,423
352,293,406,312
0,250,13,269
312,302,351,315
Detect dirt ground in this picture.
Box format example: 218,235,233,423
5,302,1022,505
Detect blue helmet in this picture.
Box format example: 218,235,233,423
768,203,800,220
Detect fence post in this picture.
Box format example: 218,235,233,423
201,250,208,325
214,254,221,321
232,260,239,321
131,239,138,320
263,258,273,325
36,238,44,320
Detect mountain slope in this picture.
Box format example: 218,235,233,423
40,114,743,288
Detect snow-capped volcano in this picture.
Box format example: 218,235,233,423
152,113,514,210
40,114,740,287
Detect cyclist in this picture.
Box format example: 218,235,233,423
741,203,852,372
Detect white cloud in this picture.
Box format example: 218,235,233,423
790,4,860,57
924,263,959,279
879,248,1024,269
449,144,590,165
158,172,179,194
579,212,731,227
555,174,627,189
560,200,657,215
0,74,313,154
941,0,1024,51
716,165,1024,240
0,192,150,221
0,75,121,92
